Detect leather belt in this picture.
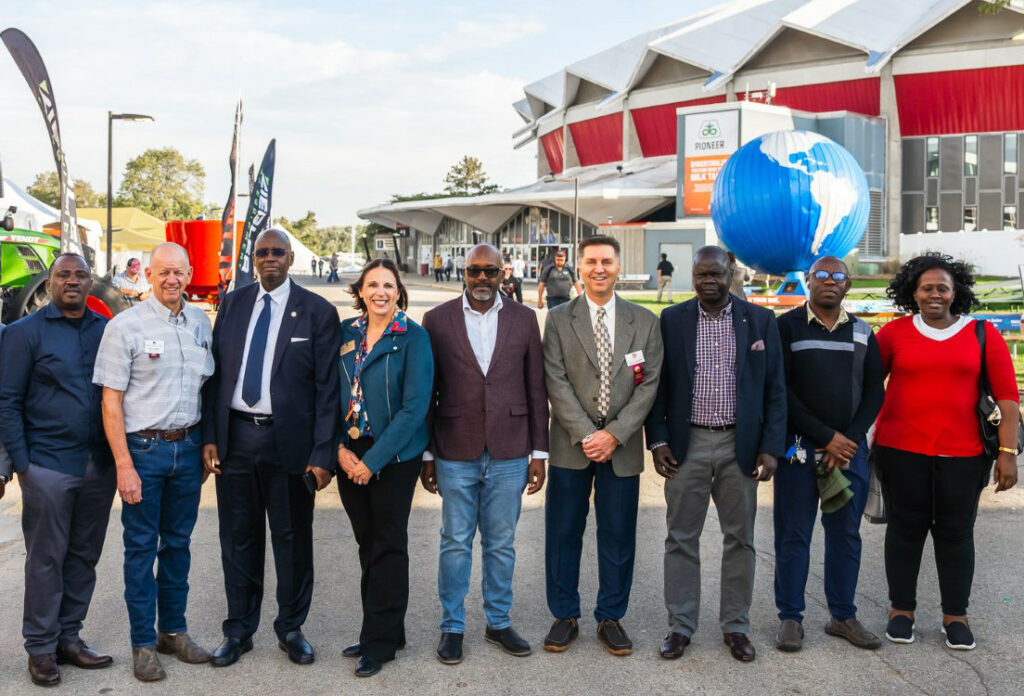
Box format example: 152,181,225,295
132,425,196,442
690,423,736,432
230,410,274,426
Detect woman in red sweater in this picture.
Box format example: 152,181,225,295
875,253,1018,651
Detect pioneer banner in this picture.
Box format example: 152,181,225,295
234,138,275,288
219,98,242,292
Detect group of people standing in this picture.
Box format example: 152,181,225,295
0,231,1017,688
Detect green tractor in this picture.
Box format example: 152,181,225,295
1,205,128,324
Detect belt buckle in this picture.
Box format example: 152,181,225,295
254,414,272,426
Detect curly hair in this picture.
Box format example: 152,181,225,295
348,258,409,313
885,252,978,315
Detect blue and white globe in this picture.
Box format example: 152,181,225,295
710,130,870,275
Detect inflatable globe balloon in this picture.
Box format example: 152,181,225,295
710,130,870,275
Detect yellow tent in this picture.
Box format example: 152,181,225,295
76,207,166,251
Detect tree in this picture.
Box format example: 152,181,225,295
116,147,206,220
443,155,500,196
980,0,1011,13
27,171,105,208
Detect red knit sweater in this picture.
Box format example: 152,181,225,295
875,317,1019,457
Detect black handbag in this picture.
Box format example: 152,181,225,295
974,320,1024,460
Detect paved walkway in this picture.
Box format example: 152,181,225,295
0,276,1022,695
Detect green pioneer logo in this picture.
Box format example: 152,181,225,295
699,120,720,138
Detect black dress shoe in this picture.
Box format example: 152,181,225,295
355,655,382,677
543,618,579,652
436,632,463,665
278,631,315,665
723,632,756,662
659,632,690,659
485,626,532,656
57,639,113,669
342,642,361,658
211,636,253,667
596,619,633,656
28,654,60,687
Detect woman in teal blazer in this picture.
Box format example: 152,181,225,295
336,259,433,678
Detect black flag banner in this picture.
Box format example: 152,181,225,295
235,139,275,289
219,98,242,292
1,28,81,254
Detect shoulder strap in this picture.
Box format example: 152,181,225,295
974,319,990,393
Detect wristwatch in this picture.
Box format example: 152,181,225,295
998,446,1019,455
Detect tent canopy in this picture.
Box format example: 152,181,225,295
76,207,166,251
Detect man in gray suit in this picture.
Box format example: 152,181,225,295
542,235,663,657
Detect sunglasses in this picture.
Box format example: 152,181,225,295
811,270,848,282
465,266,501,278
254,247,288,259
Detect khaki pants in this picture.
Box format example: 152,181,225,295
657,276,673,302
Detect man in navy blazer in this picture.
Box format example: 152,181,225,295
201,229,340,667
645,246,786,663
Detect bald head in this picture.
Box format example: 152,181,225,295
809,255,847,275
150,242,190,267
146,242,192,313
467,243,501,267
256,227,291,250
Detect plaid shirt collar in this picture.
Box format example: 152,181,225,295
697,297,733,320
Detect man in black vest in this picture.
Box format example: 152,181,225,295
773,256,884,652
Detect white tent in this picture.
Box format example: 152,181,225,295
278,228,321,276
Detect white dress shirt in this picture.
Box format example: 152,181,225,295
230,280,291,414
585,292,616,353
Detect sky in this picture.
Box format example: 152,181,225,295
0,0,716,227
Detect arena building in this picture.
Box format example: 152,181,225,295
358,0,1024,289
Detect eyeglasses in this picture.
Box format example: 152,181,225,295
254,248,288,258
811,270,848,282
465,266,501,278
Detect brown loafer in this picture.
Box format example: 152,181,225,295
723,632,756,662
57,639,113,669
825,618,881,650
659,632,690,659
131,647,166,682
156,632,211,664
28,654,61,687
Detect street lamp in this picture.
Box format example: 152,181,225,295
545,172,580,266
107,111,154,274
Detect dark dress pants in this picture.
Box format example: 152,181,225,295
216,418,315,640
545,460,640,623
21,458,115,655
337,437,421,662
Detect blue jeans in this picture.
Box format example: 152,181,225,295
122,430,203,647
435,452,528,633
773,438,869,622
545,461,639,623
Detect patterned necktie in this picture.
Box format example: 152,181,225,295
595,306,611,417
242,294,272,407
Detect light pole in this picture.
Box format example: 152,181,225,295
107,111,154,274
546,173,580,266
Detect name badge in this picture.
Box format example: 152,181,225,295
340,340,356,356
625,350,644,367
145,339,164,358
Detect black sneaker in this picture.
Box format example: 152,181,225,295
942,621,976,651
885,615,915,644
543,618,579,652
596,620,632,656
485,626,531,656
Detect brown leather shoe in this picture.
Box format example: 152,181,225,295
57,639,113,669
659,632,690,659
156,632,211,664
723,632,756,662
825,618,881,650
28,654,60,687
131,647,166,682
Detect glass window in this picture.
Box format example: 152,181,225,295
926,137,939,177
1004,206,1018,230
964,135,978,177
1006,134,1018,175
964,206,977,232
925,206,938,231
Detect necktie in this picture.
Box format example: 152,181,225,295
242,295,272,407
595,306,611,417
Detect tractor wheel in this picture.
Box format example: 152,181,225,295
88,275,130,318
2,272,49,323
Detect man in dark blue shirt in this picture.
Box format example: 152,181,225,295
0,253,116,687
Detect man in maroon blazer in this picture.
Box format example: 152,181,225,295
421,244,549,665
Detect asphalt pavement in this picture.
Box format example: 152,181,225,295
0,274,1022,695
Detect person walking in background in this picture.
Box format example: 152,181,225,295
434,253,444,283
656,253,674,303
318,257,324,278
874,253,1018,651
92,242,214,682
201,229,339,668
542,235,663,656
536,251,581,310
310,257,317,277
513,255,525,280
773,256,884,653
646,246,786,663
499,262,523,303
455,251,466,287
0,254,116,687
328,253,340,284
336,259,433,678
444,255,453,282
420,244,548,665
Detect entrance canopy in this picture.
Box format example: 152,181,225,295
77,207,166,251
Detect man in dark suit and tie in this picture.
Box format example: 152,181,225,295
201,228,340,667
542,235,663,656
645,246,786,663
420,244,549,664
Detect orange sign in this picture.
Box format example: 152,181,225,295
682,110,739,216
683,155,732,215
